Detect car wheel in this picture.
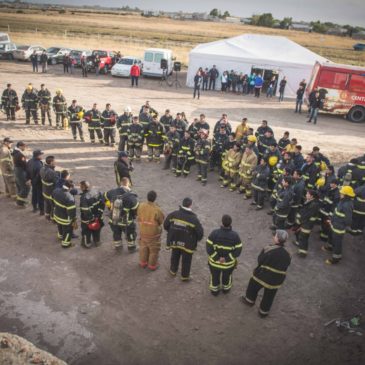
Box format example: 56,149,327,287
348,106,365,123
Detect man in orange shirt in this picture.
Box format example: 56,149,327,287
130,61,141,88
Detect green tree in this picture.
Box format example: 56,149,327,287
280,17,292,29
257,13,274,27
209,8,219,17
222,10,230,19
310,21,328,34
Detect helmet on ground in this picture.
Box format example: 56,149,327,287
316,177,325,188
77,111,84,119
124,106,132,113
247,135,257,143
339,186,355,198
269,155,278,167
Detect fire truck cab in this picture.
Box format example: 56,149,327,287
306,61,365,123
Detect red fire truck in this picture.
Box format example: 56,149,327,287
306,61,365,123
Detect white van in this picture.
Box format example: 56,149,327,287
0,32,11,43
143,48,173,77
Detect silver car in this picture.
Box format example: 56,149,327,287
12,45,46,61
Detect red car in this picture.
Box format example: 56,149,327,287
89,50,117,74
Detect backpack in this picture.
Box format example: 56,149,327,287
111,194,126,225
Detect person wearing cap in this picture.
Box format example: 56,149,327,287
67,99,85,141
146,115,165,163
221,143,242,191
206,215,242,295
251,158,270,210
114,151,133,186
292,189,320,257
322,186,355,264
194,129,211,186
237,146,258,198
104,177,139,251
0,137,16,199
13,141,30,207
126,116,144,162
176,131,195,178
38,84,52,126
52,180,77,248
21,84,39,125
84,103,103,144
350,184,365,236
101,103,118,147
52,89,67,129
1,83,19,121
26,150,44,214
117,106,133,152
242,230,291,317
164,197,204,281
235,118,250,141
159,109,173,133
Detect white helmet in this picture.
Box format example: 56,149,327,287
124,106,132,113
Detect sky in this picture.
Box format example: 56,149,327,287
24,0,365,27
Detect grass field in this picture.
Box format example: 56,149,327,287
1,8,365,66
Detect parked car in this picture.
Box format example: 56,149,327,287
353,43,365,51
0,42,17,60
88,50,117,73
12,45,46,61
69,49,92,68
46,47,71,65
111,56,143,77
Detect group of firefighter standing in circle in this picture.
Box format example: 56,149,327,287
1,82,364,317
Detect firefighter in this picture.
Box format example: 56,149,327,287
292,189,320,257
197,114,210,133
84,103,103,144
271,176,293,230
221,143,242,191
38,84,52,126
242,230,291,317
164,197,204,281
79,180,105,248
206,214,242,295
258,130,276,160
101,103,118,147
245,135,259,157
255,120,273,139
13,141,30,207
139,105,153,142
105,177,139,251
237,146,258,198
127,116,144,162
1,83,18,121
266,144,281,194
21,84,39,125
302,153,319,190
188,118,201,140
287,170,305,227
163,125,180,172
268,167,292,216
350,184,365,235
114,151,133,186
146,115,165,162
176,131,195,177
235,118,249,141
159,109,173,133
171,113,188,139
312,146,331,171
137,190,164,270
140,100,158,116
210,126,229,173
67,99,85,141
0,137,16,199
26,150,44,214
337,158,358,187
278,131,290,153
194,129,211,185
322,186,355,265
213,114,232,135
52,180,77,248
354,159,365,187
52,89,67,129
117,106,133,152
251,158,270,210
40,155,59,221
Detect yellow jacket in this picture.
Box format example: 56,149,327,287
222,149,242,173
235,123,249,140
137,201,164,238
239,151,258,177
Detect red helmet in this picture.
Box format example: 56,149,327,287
88,219,101,231
110,114,116,123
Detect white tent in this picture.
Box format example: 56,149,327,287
186,34,330,98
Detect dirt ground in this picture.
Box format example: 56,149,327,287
0,61,364,365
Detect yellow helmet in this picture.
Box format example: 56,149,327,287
77,111,84,119
320,161,328,171
247,135,257,143
56,88,62,94
339,186,355,198
269,155,278,167
26,84,33,91
105,199,111,209
316,177,325,188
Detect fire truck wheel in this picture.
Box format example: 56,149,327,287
348,106,365,123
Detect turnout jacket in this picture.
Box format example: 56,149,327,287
252,244,291,290
213,120,232,135
117,113,133,137
171,118,188,138
52,187,77,225
84,109,102,128
165,130,180,154
194,139,211,164
275,187,294,218
114,159,132,185
295,199,320,233
68,105,85,122
40,164,59,200
26,158,43,185
212,133,229,154
301,162,319,189
21,90,38,109
222,149,242,174
177,137,195,160
101,109,118,128
252,164,270,191
353,186,365,216
146,122,165,147
0,145,14,175
139,112,153,135
331,197,353,234
38,89,52,106
80,189,105,224
12,148,27,171
164,206,204,253
52,95,67,113
291,178,305,208
319,186,340,217
137,201,164,238
2,88,18,107
159,114,173,132
238,151,258,179
127,123,144,145
206,226,242,269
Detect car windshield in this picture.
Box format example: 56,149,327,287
93,51,108,57
70,50,82,57
17,45,30,51
119,58,133,65
47,47,60,53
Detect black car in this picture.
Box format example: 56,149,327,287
69,49,92,68
46,47,72,64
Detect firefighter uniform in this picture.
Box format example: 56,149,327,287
163,130,180,171
258,134,276,159
294,198,320,256
176,136,195,177
105,187,139,250
194,137,211,185
221,147,242,191
188,122,201,140
21,88,39,125
52,186,77,248
350,185,365,235
26,154,44,213
40,164,59,220
38,88,52,125
52,93,67,128
102,109,118,146
273,186,293,229
302,162,319,190
146,121,165,162
85,109,103,144
164,206,204,280
80,189,105,247
0,143,16,198
137,201,165,269
244,243,291,316
117,112,133,151
171,118,188,139
210,132,229,172
251,163,270,209
159,113,173,133
114,158,132,186
287,177,305,226
206,226,242,294
1,87,18,121
13,147,30,206
67,104,85,141
127,122,144,161
139,111,153,142
238,149,258,198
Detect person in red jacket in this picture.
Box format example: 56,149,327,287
130,61,141,88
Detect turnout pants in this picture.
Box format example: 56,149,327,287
245,277,278,315
139,235,161,268
14,167,30,206
55,112,66,127
253,189,265,208
128,143,142,161
176,156,192,176
164,153,177,171
104,128,116,146
197,162,208,183
5,107,16,121
209,265,234,293
110,222,136,250
296,228,311,255
170,248,193,280
57,223,73,248
351,212,365,235
147,146,161,162
31,182,44,211
71,122,84,140
40,105,52,125
119,136,128,151
1,171,16,198
273,213,287,229
25,108,38,124
89,128,103,143
327,227,344,262
239,177,253,197
43,195,54,220
81,223,101,245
